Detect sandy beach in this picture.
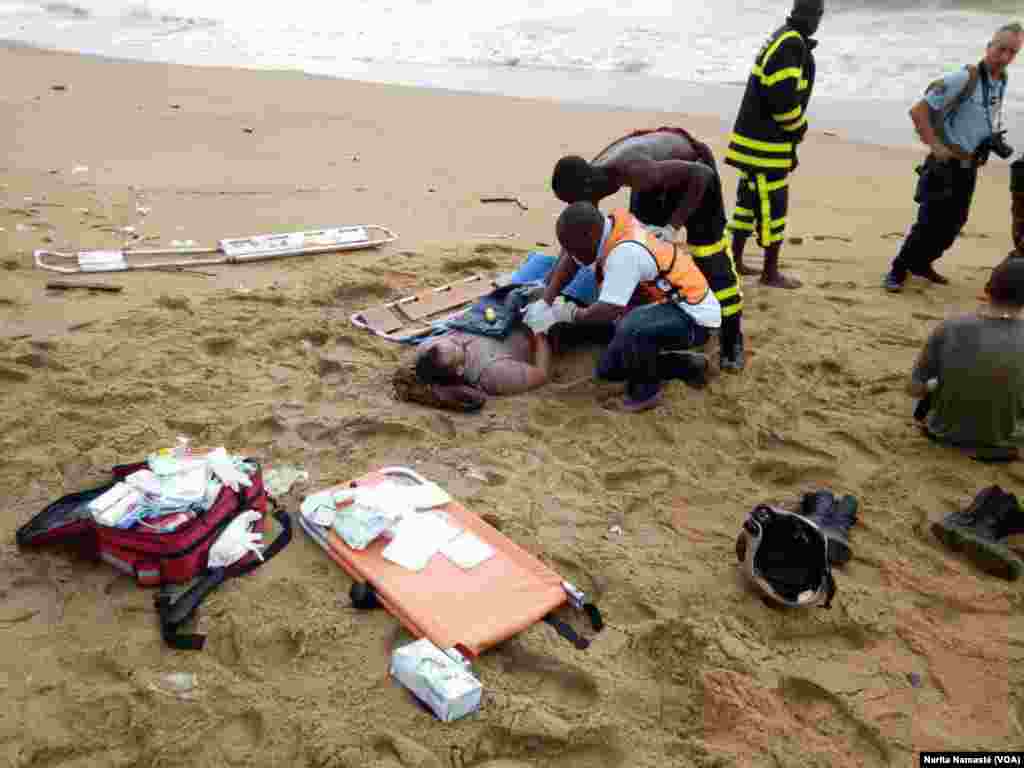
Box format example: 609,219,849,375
1,43,1023,767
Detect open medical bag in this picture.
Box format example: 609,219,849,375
15,458,292,650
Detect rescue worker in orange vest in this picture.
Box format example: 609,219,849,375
551,126,745,371
523,203,721,412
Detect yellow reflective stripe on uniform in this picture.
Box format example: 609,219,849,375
763,178,789,192
728,220,754,231
715,284,740,301
733,206,754,216
761,29,802,68
769,217,787,229
726,150,792,169
729,133,793,153
690,237,728,258
721,302,743,317
761,66,802,86
798,78,809,91
781,116,808,132
757,174,776,246
773,106,802,121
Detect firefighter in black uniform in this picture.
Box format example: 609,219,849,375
726,0,823,290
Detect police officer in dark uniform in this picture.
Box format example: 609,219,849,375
725,0,823,290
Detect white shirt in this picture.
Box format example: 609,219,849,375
596,218,722,328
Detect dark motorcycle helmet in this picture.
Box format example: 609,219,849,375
736,504,836,608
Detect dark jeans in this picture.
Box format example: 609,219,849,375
596,302,710,394
892,161,978,274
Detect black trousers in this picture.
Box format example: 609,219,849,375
892,161,978,274
629,188,742,357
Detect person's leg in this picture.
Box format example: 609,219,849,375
917,165,978,282
886,162,965,290
595,303,704,411
692,242,744,370
756,173,800,289
728,173,760,276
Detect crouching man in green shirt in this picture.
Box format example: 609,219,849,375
910,258,1024,460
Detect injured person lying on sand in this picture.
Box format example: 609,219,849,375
392,252,602,412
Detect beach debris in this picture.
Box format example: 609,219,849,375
50,84,67,92
15,223,28,232
170,239,198,248
264,465,310,498
536,241,551,247
47,280,123,293
150,672,199,700
151,266,216,277
788,236,804,245
907,672,923,688
47,169,58,175
480,194,529,211
120,226,136,234
242,127,254,134
812,234,853,243
156,295,192,312
71,165,89,174
467,232,518,240
608,525,624,536
824,131,838,137
457,464,489,483
170,103,181,109
136,206,151,216
351,154,360,162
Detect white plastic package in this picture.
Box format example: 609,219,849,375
390,639,482,722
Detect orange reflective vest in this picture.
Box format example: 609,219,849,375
595,209,710,306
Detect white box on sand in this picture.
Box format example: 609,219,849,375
390,639,482,722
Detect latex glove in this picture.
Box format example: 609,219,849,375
208,510,264,568
207,448,253,492
650,224,679,243
522,300,559,334
550,296,578,324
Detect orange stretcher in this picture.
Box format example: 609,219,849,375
299,466,602,658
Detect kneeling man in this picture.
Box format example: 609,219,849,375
525,203,720,411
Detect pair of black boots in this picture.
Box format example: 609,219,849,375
932,485,1024,581
800,490,859,567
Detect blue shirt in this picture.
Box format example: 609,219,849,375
925,66,1007,154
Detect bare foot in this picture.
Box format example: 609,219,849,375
760,272,803,289
737,263,761,276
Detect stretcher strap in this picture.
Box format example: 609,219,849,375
543,601,604,650
157,502,292,651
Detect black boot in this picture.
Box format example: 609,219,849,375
931,485,1024,581
799,490,859,566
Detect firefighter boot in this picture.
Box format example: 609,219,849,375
931,485,1024,581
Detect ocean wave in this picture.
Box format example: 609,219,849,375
41,1,89,17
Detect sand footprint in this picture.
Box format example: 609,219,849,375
776,676,892,765
491,643,600,709
465,724,625,768
201,710,267,766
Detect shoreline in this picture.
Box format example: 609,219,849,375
5,38,1017,152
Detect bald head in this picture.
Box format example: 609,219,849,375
556,203,605,264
